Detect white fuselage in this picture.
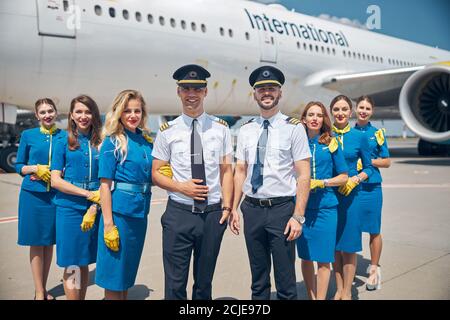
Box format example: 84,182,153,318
1,0,450,115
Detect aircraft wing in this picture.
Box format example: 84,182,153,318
322,65,425,107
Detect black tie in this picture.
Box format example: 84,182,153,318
250,119,270,193
191,119,207,211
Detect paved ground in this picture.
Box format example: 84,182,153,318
0,138,449,300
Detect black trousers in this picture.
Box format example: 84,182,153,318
161,199,226,300
240,198,298,300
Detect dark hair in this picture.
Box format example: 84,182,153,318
301,101,333,145
329,95,353,111
356,95,375,109
68,95,102,151
34,98,57,113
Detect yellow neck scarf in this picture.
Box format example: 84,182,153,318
40,125,58,135
332,124,351,135
332,124,350,149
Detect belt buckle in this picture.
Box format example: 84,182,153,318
259,199,272,207
192,205,205,214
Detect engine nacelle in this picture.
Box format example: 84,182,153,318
399,64,450,143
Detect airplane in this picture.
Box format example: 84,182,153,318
1,0,449,172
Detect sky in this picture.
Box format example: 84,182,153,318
253,0,450,51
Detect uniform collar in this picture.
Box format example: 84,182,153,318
125,127,142,137
308,133,320,144
354,122,372,131
78,129,91,140
332,124,351,135
257,111,283,128
181,112,208,128
40,125,58,135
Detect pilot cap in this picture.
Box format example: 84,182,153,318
173,64,211,88
249,66,285,88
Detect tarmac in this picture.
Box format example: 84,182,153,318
0,138,449,300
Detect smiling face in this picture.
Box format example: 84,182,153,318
35,103,57,128
177,86,207,114
120,99,143,132
303,105,324,132
254,85,282,111
71,102,92,133
331,99,352,127
356,99,374,123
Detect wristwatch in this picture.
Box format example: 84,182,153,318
292,214,305,225
222,207,232,212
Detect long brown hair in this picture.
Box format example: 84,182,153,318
356,95,375,109
329,95,353,111
68,95,102,151
301,101,333,145
34,98,57,113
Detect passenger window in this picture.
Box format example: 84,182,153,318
94,5,102,16
123,10,129,20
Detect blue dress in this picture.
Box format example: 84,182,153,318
95,128,153,291
51,133,100,267
333,126,373,253
297,135,348,263
354,123,390,234
15,127,66,246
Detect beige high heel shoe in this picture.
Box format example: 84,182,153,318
366,265,381,291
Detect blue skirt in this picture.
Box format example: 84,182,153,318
17,189,56,246
359,183,383,234
95,212,148,291
56,206,99,267
297,206,337,263
336,189,362,253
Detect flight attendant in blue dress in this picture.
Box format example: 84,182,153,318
95,90,154,300
330,95,373,300
50,95,102,300
354,95,391,291
297,101,349,300
15,98,66,300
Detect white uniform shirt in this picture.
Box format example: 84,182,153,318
152,112,233,205
235,112,311,198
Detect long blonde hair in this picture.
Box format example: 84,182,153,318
102,90,148,163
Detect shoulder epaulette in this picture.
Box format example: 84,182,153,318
375,128,386,146
215,118,229,127
286,117,301,125
328,137,338,153
142,131,154,144
241,118,255,127
159,122,171,132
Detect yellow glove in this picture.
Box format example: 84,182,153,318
159,164,173,179
80,206,97,232
357,158,363,172
310,179,325,190
338,178,359,196
36,164,51,183
104,225,120,252
87,190,101,205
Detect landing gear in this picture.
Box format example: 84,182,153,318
0,146,18,172
418,139,450,156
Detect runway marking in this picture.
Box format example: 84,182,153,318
0,216,18,224
383,183,450,188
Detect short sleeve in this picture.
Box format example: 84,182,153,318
98,137,118,180
15,130,29,176
235,129,246,161
332,141,348,174
378,131,390,158
50,139,66,171
222,127,233,157
291,124,311,161
151,130,170,161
